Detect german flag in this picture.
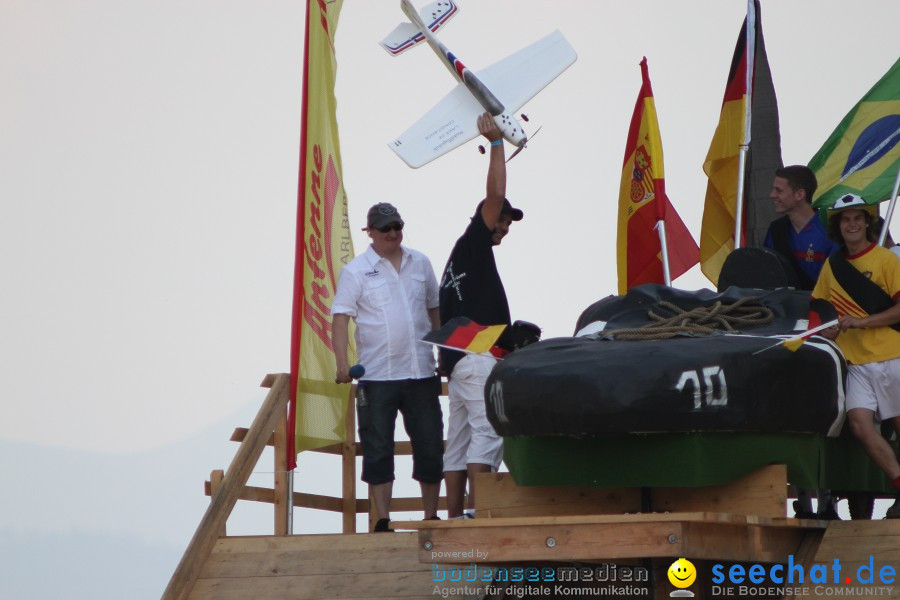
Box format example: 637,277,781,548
617,57,698,294
699,0,783,285
424,317,506,355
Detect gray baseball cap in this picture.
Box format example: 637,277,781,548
365,202,405,230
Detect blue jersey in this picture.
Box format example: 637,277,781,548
764,215,839,287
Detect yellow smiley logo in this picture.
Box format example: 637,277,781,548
667,558,697,588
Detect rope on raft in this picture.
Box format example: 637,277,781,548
610,297,775,341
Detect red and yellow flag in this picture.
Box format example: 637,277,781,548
699,0,783,285
617,57,698,295
288,0,355,466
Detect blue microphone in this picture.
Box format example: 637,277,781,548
348,364,366,380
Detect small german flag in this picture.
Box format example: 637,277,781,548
423,317,507,355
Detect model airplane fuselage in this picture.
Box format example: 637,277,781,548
381,0,577,168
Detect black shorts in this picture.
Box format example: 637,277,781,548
356,376,444,485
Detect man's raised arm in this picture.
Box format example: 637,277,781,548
477,112,507,228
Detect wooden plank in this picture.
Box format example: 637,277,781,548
199,533,431,579
342,386,357,533
417,520,684,563
476,466,787,519
680,520,811,564
163,373,291,600
397,511,819,530
209,470,225,538
653,465,786,518
390,496,447,513
786,530,827,600
402,513,827,564
814,520,900,562
193,532,438,600
273,409,289,536
190,572,439,600
476,472,641,517
205,481,349,513
230,427,275,446
307,441,421,456
208,531,424,554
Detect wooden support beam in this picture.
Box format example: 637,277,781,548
401,513,824,566
208,470,225,538
204,481,355,513
203,478,448,517
342,385,356,533
230,428,275,446
162,373,290,600
475,465,787,519
273,407,289,536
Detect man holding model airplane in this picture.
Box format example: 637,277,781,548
438,113,523,519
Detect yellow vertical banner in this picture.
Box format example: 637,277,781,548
288,0,355,465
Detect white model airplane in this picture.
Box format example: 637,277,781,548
381,0,577,168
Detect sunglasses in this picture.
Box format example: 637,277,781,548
374,223,404,233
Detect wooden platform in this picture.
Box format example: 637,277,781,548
182,515,900,600
188,531,435,600
165,376,900,600
394,512,826,565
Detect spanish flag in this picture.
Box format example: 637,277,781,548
423,317,507,355
288,0,356,466
809,57,900,211
699,0,783,285
617,57,698,294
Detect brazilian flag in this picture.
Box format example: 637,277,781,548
810,57,900,211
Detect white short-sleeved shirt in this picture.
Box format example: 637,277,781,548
331,245,439,380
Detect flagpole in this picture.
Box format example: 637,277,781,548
733,0,756,251
656,219,672,286
878,164,900,246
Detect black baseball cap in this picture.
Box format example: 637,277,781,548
474,198,523,221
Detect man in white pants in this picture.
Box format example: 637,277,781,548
438,113,523,518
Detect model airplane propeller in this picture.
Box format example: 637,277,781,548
381,0,577,168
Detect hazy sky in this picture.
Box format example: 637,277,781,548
2,1,899,597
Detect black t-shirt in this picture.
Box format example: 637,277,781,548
439,212,511,375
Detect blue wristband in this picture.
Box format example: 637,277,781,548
490,139,503,147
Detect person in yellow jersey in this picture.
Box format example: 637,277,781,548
812,194,900,518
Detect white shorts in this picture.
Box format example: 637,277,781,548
846,358,900,420
443,353,504,472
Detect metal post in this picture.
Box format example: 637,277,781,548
733,147,749,250
734,0,756,251
877,165,900,246
287,469,294,535
656,219,672,286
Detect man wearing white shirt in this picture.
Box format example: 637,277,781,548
331,202,443,532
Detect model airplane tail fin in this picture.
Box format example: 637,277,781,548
380,0,458,56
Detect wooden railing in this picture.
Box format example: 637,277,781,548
163,373,450,600
205,378,450,536
162,373,291,600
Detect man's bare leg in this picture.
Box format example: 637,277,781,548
848,409,900,479
445,470,466,518
465,463,493,513
420,481,441,519
371,481,393,521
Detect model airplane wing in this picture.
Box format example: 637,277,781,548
388,29,576,168
389,84,483,168
477,30,576,114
